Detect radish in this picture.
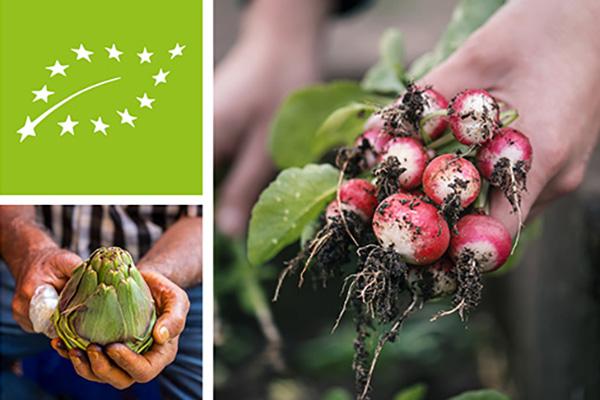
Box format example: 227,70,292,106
432,214,511,320
476,127,532,212
274,179,377,299
353,129,393,169
407,258,457,300
418,87,449,141
422,154,481,225
326,178,378,222
336,128,393,177
372,193,450,265
378,85,449,140
449,89,500,145
375,137,428,199
449,214,511,272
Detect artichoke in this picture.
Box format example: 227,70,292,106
52,247,156,353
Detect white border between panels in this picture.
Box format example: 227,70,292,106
0,196,204,205
201,0,214,398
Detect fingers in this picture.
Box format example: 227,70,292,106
87,345,134,389
12,250,82,333
11,294,34,332
68,349,103,384
216,117,276,237
106,340,178,383
141,271,190,344
52,338,175,388
51,338,69,358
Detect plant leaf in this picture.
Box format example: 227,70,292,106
312,102,378,157
247,164,340,265
448,389,510,400
408,0,506,79
362,28,406,93
269,81,378,169
394,383,427,400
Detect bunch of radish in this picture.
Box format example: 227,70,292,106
276,84,533,400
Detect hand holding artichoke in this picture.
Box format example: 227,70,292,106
52,247,157,354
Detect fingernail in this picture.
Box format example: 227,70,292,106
217,207,243,237
158,325,170,342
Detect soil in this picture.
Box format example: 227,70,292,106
378,84,427,137
490,157,528,212
336,145,370,178
453,249,483,319
374,156,406,202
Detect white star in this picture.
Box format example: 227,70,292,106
136,93,155,109
105,44,123,61
137,47,153,64
46,60,69,77
168,43,186,59
91,117,109,135
17,116,36,143
152,69,170,86
117,109,137,127
58,115,79,136
32,85,54,103
71,44,94,62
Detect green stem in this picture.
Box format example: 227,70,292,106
500,109,519,127
427,130,456,150
474,180,490,214
419,109,448,145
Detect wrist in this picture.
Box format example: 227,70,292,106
2,217,58,280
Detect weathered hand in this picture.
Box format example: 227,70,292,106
12,247,81,332
51,270,190,389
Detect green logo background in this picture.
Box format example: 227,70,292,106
0,0,202,194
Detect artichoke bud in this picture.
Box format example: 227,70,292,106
52,247,156,354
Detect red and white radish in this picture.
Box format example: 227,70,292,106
381,137,428,190
449,214,512,273
353,129,393,169
418,87,449,140
449,89,500,145
372,193,450,265
476,127,532,212
430,214,512,321
422,154,481,210
407,258,457,299
326,179,378,222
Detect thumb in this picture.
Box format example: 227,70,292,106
141,271,190,344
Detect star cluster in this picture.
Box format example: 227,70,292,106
18,43,186,142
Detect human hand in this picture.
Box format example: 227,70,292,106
215,0,327,237
419,0,600,237
12,246,82,332
51,270,190,389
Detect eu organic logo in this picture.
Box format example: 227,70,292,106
17,42,186,143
